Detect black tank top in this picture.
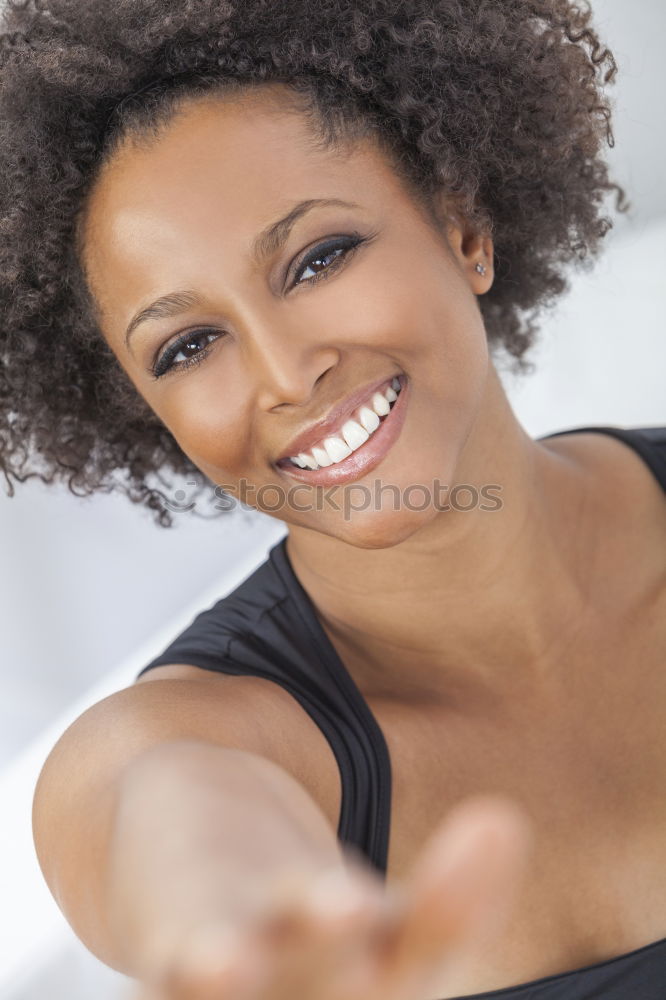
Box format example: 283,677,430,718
136,425,666,999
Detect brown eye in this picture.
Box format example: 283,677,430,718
151,329,225,379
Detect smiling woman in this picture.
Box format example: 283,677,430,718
78,78,507,544
4,1,666,999
0,0,629,529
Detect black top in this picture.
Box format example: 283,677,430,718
136,425,666,999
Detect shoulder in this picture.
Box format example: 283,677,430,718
541,427,666,508
134,664,342,834
541,427,666,530
541,429,666,614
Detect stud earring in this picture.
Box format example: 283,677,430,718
475,262,487,276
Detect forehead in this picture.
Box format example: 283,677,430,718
81,88,405,325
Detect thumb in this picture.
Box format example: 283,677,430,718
381,794,533,985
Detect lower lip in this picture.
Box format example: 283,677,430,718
276,374,410,487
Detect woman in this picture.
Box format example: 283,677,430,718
4,0,665,997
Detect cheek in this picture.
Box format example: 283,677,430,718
359,240,487,368
380,269,489,424
155,384,252,478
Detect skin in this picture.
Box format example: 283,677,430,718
81,82,666,997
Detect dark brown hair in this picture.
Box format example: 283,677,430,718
0,0,628,526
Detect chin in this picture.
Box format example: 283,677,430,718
312,502,443,551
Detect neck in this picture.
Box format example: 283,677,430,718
284,365,606,703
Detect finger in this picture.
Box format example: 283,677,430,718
374,794,533,992
242,868,386,1000
127,988,157,1000
150,921,268,1000
153,864,337,998
299,868,395,1000
250,918,371,1000
411,795,533,939
128,984,168,1000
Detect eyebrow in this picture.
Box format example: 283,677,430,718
124,197,360,351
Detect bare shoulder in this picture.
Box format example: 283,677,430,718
133,664,342,833
541,429,666,516
541,429,666,583
32,663,343,973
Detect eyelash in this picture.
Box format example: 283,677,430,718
150,232,370,379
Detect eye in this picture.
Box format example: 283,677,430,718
149,231,375,379
291,233,368,288
150,328,224,380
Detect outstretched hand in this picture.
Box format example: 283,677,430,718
133,793,533,1000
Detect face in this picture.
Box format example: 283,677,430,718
81,84,494,548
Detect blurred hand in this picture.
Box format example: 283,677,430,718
131,793,533,1000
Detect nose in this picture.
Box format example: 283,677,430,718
246,319,340,412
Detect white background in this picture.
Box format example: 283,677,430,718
1,0,664,995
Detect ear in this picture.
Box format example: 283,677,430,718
446,216,494,296
432,191,494,295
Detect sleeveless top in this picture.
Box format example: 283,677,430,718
136,425,666,999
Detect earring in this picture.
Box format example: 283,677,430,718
475,262,487,276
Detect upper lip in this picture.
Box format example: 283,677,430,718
275,374,400,464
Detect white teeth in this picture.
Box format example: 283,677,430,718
358,405,380,434
311,444,333,467
286,378,404,469
323,436,353,463
341,419,370,451
371,391,390,417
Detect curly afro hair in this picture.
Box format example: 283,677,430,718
0,0,628,527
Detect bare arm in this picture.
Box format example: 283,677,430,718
106,739,345,981
33,676,532,1000
31,676,346,980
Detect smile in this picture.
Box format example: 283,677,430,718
275,373,409,487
